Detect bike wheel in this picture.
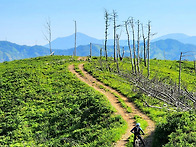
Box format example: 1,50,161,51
135,138,140,147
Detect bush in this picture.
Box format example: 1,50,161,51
153,111,196,147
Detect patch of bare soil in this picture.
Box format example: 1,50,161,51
77,57,88,61
68,64,155,147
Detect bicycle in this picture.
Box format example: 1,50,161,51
134,134,145,147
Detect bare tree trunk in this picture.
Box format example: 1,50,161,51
141,23,147,67
43,18,52,55
115,34,121,72
116,56,120,73
113,10,117,61
104,10,110,61
48,20,52,55
130,18,137,74
116,37,120,73
90,43,92,59
179,52,182,93
116,34,120,60
121,47,125,61
74,20,77,56
147,21,151,77
100,48,102,59
194,60,196,73
137,20,140,73
125,20,134,72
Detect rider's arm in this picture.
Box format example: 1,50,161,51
140,127,145,135
130,127,135,133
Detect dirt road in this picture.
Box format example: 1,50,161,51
68,64,155,147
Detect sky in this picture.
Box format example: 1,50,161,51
0,0,196,46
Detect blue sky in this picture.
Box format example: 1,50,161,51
0,0,196,45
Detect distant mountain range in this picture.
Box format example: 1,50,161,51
59,39,196,60
45,32,196,50
0,33,196,62
0,41,48,62
0,41,66,62
153,33,196,45
44,32,128,50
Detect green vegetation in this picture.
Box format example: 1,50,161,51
74,63,84,77
123,58,195,91
112,92,132,113
1,55,195,146
145,59,196,91
84,58,196,147
154,111,196,147
0,56,127,146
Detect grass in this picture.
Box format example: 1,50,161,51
112,92,132,113
83,58,196,146
0,56,128,146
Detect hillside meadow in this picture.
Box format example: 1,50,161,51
84,57,196,147
0,56,127,146
0,55,196,147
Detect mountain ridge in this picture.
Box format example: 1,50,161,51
1,35,196,62
152,33,196,45
45,32,129,49
45,32,196,50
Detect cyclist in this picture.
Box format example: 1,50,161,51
131,123,145,146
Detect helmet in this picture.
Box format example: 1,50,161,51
136,123,140,126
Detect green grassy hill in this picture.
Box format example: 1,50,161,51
1,55,195,147
84,57,196,147
0,56,127,146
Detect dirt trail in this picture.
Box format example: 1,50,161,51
68,63,155,147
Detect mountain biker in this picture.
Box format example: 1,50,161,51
131,123,145,146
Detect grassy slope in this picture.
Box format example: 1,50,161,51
83,57,196,147
118,58,196,91
0,56,127,146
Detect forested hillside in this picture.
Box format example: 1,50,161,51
0,41,49,62
1,38,196,63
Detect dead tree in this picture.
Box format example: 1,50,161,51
137,20,140,72
100,48,102,59
120,47,125,61
112,10,118,61
125,19,134,72
95,58,196,110
104,10,110,61
179,52,183,93
116,34,120,73
43,18,52,55
74,20,77,56
147,21,151,77
119,68,195,110
130,18,137,74
116,34,121,60
141,23,147,67
90,43,92,59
